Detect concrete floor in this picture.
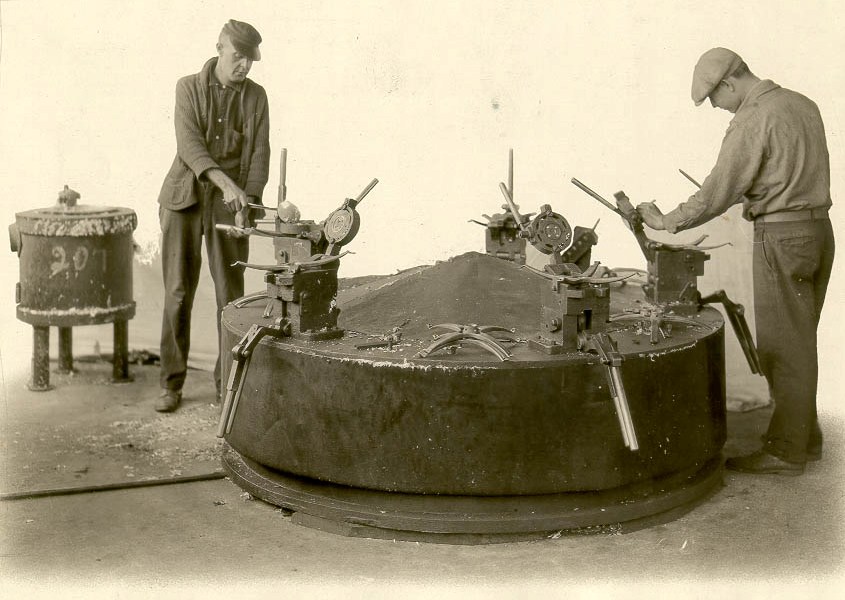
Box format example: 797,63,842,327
1,360,843,599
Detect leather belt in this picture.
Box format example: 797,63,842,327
755,208,829,224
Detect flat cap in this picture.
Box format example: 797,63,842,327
691,47,743,106
222,19,262,61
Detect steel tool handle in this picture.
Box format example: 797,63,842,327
354,178,379,205
279,148,288,202
609,366,639,450
215,224,284,238
215,224,247,235
603,368,631,448
586,332,639,451
498,182,528,233
507,148,514,198
570,178,625,216
679,169,702,189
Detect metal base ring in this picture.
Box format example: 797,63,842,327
222,443,724,544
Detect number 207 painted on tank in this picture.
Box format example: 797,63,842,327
49,244,108,278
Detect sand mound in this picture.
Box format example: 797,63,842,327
338,251,542,340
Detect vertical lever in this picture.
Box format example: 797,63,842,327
216,319,287,438
352,178,379,207
582,332,639,451
606,360,638,451
507,148,514,200
699,289,763,375
279,148,288,201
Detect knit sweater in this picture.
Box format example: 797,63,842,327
158,57,270,210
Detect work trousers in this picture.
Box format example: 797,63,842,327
753,217,835,463
159,182,249,395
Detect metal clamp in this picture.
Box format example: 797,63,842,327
415,323,516,361
231,291,269,308
610,305,704,344
523,261,634,286
232,251,349,273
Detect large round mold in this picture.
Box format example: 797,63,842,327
220,252,726,542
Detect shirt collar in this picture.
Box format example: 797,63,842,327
209,69,242,92
737,79,780,113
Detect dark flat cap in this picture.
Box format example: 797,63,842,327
691,47,743,106
222,19,262,61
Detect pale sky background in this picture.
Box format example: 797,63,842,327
0,0,843,594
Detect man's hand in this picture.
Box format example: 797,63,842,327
234,207,250,229
221,207,251,239
222,184,248,214
203,168,248,213
636,202,666,231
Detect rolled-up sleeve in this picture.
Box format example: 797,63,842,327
663,119,765,233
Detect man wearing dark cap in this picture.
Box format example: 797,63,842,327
155,20,270,412
637,48,834,475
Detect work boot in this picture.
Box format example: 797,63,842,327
725,450,804,476
155,389,182,413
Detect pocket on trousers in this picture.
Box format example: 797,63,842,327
763,230,818,281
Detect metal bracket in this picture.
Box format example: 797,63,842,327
698,289,763,375
610,305,704,344
523,261,634,286
415,323,516,361
231,291,269,308
232,251,349,272
216,318,289,438
580,332,639,451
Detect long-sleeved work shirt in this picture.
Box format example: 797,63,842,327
158,57,270,210
663,80,832,233
206,70,245,173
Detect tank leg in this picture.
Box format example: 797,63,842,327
29,326,53,391
112,319,132,383
57,327,74,374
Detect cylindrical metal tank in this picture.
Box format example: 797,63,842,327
9,199,137,389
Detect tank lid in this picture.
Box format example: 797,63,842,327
15,205,137,237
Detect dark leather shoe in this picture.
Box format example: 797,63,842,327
760,435,821,462
155,389,182,413
725,450,804,475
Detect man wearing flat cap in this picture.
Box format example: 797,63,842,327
637,48,834,475
155,19,270,412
